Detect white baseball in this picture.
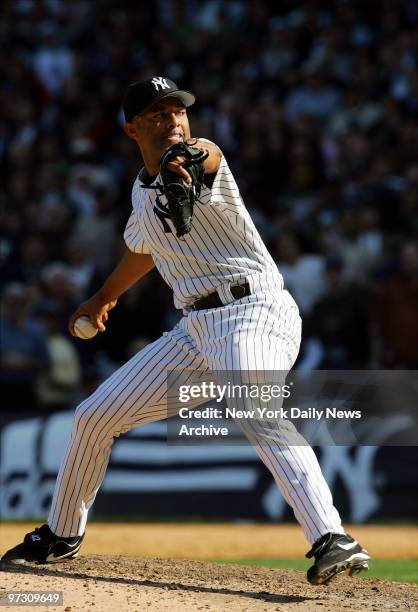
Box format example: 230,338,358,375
74,315,98,340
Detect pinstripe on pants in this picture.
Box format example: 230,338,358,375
48,288,344,542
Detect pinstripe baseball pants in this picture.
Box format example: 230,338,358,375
48,288,344,542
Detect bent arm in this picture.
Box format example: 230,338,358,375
99,250,155,302
170,139,222,182
69,250,155,335
194,139,223,174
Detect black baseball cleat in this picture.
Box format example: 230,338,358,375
306,532,370,585
0,524,84,567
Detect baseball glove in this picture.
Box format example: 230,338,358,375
159,142,209,238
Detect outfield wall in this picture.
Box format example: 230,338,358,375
1,411,417,521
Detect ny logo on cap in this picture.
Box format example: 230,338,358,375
151,77,170,91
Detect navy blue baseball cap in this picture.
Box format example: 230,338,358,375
123,76,195,122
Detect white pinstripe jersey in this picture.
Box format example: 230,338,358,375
124,141,284,310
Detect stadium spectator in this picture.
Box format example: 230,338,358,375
303,257,371,369
374,240,418,368
0,282,50,410
275,233,326,315
2,0,417,378
36,300,82,412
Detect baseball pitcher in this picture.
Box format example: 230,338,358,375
1,76,370,585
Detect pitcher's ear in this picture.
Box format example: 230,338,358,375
124,122,138,140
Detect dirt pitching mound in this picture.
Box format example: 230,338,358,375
1,556,416,611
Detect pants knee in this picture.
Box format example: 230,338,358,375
73,401,97,434
73,390,134,442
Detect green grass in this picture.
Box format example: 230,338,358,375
211,558,418,584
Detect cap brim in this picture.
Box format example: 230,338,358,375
159,90,195,107
125,88,196,121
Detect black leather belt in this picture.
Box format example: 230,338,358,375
191,282,251,311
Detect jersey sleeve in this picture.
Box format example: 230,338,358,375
208,156,242,210
195,139,242,210
123,208,151,254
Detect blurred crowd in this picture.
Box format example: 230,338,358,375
1,0,418,412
